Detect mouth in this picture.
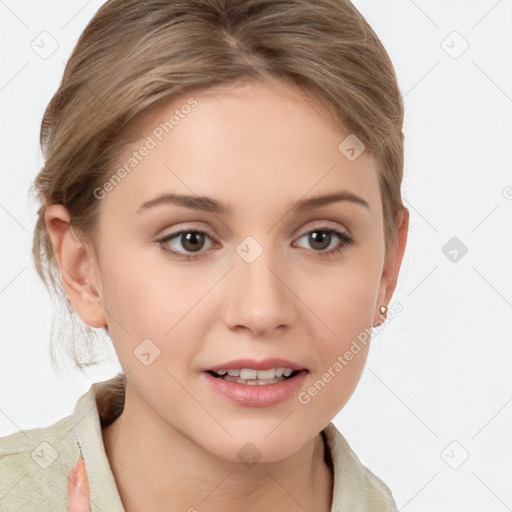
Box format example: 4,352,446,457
202,365,309,407
203,358,308,386
206,368,305,386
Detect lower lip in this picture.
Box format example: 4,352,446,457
202,370,308,408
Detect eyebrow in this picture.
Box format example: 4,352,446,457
136,190,370,215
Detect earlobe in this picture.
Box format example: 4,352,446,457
44,205,107,329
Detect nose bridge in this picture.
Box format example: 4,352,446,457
224,236,295,333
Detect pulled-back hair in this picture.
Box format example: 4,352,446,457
31,0,405,372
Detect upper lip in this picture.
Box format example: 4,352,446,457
205,358,308,372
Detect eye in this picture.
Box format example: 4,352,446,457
156,226,355,261
156,229,215,260
294,227,355,258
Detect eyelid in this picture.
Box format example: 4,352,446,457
157,227,217,246
156,220,353,257
295,220,351,238
156,222,216,239
157,219,350,243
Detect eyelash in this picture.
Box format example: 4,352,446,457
156,227,355,261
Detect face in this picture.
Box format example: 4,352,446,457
87,79,395,461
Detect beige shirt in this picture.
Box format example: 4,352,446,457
0,375,398,511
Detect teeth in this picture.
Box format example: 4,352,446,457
212,368,295,379
242,377,282,385
240,369,258,379
223,375,288,385
255,369,276,379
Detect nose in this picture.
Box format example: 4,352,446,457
222,245,297,336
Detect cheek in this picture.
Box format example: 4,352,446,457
99,247,215,353
302,256,379,338
298,257,378,405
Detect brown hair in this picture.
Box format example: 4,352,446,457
31,0,405,374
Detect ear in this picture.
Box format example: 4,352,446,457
44,205,107,329
373,207,409,326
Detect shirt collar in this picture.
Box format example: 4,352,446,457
322,422,369,511
73,376,372,512
72,378,126,511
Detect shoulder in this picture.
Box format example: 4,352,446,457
0,414,80,511
322,422,398,512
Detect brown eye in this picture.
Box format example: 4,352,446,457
179,231,206,252
157,229,214,260
295,228,354,258
306,230,334,251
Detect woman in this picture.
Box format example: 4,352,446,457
0,0,408,510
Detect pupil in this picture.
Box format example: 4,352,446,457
182,232,204,252
310,231,330,250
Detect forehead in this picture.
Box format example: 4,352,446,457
100,79,380,220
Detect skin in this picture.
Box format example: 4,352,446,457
48,78,409,512
67,458,90,512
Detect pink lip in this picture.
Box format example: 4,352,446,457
201,369,308,407
205,358,307,372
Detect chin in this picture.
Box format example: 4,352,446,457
203,424,313,465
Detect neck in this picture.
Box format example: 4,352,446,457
101,381,333,512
